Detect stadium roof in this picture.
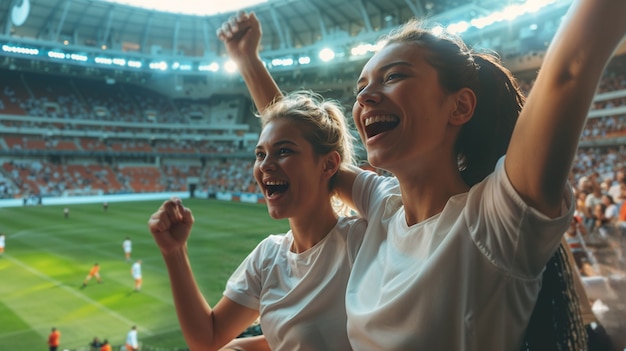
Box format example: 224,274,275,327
1,0,546,59
102,0,269,16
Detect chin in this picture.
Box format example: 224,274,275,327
367,154,386,170
267,209,287,220
367,148,399,173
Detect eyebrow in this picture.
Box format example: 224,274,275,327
356,61,414,85
255,140,298,150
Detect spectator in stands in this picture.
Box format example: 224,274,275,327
575,189,593,229
565,215,598,277
592,203,614,238
585,173,603,200
220,1,626,349
601,193,619,225
618,183,626,223
148,90,365,350
608,167,626,201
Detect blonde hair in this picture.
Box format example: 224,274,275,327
259,91,355,215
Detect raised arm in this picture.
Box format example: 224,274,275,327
217,12,281,112
148,197,259,350
217,11,362,209
505,0,626,216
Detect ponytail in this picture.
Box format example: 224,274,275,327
458,53,525,186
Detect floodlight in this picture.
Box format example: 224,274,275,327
319,48,335,62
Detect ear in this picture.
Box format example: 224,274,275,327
322,151,341,180
449,88,476,126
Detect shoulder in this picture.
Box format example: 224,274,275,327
353,171,400,208
336,216,368,237
255,233,292,255
356,170,399,190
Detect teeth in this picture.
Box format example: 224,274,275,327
265,180,288,186
364,115,397,126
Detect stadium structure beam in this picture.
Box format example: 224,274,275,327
140,13,153,54
318,15,327,41
313,2,341,37
365,0,386,29
100,7,114,47
53,0,71,42
116,8,135,44
269,6,288,49
429,4,489,23
70,2,89,43
202,19,211,56
173,17,181,56
404,0,425,18
3,0,18,35
302,1,328,42
37,0,60,40
287,4,314,48
356,0,373,33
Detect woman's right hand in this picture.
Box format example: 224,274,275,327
217,11,262,64
148,196,194,255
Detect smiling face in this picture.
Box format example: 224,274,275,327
352,42,460,175
254,118,332,220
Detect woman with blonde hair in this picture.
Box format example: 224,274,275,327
149,91,366,350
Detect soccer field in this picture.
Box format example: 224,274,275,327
0,198,289,351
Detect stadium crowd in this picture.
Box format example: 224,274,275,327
1,57,626,200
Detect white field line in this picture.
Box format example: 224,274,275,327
4,254,154,336
9,229,175,305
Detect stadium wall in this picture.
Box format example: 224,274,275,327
0,191,266,208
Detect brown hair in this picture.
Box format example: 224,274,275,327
381,19,526,186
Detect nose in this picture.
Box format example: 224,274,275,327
259,155,276,172
356,84,381,106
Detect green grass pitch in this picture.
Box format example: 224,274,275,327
0,198,289,350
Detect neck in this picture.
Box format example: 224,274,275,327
288,204,338,254
395,167,469,226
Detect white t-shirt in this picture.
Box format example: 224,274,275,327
346,157,574,351
126,329,138,348
605,203,618,221
224,216,366,351
131,262,141,279
123,239,132,253
0,235,5,249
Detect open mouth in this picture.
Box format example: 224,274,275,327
265,180,289,197
364,115,399,138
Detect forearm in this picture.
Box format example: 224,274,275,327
545,0,626,82
536,0,626,132
506,0,626,214
235,55,282,113
162,246,219,349
334,165,363,211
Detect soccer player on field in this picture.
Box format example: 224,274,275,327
81,263,102,288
